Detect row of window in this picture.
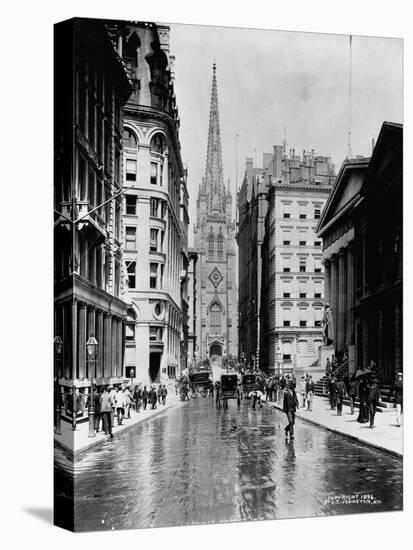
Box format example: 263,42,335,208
283,265,322,273
282,292,322,298
126,261,165,290
283,240,321,247
124,226,165,253
282,320,322,327
282,208,321,220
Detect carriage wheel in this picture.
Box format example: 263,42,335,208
190,390,197,399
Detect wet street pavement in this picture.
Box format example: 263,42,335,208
55,398,402,531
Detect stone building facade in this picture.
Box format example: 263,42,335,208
237,157,266,370
54,19,133,402
118,22,189,385
317,122,402,383
261,147,335,376
194,64,238,363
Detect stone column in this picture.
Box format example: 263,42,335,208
323,259,331,305
78,303,87,379
338,249,347,353
96,310,104,379
329,255,338,349
346,243,355,344
117,319,123,378
88,306,95,338
111,317,117,378
104,313,112,378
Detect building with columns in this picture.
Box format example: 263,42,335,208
317,122,402,382
119,21,189,385
54,19,133,404
194,64,238,363
237,157,267,370
260,147,335,375
187,249,199,371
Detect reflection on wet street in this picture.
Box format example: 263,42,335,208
55,399,402,531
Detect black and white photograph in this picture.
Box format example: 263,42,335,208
51,14,403,533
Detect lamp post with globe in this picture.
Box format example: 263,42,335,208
86,335,99,438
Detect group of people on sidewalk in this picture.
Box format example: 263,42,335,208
326,370,403,429
64,383,169,437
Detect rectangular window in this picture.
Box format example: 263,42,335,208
127,261,136,288
283,213,290,219
125,227,137,250
283,354,291,360
150,228,158,252
149,326,163,341
283,240,290,246
314,209,321,219
114,148,121,185
299,260,306,273
299,292,306,298
299,213,307,219
299,241,306,246
126,195,137,215
126,159,137,182
125,324,135,341
315,320,322,327
283,292,290,298
150,263,158,288
283,267,291,273
300,320,307,327
150,197,159,217
150,162,158,185
315,241,321,247
315,292,322,298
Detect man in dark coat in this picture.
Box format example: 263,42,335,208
133,385,142,412
161,385,168,405
367,377,381,428
100,386,114,438
328,376,337,410
93,387,102,432
149,386,158,410
335,377,347,416
305,375,315,411
142,386,149,410
283,381,299,439
348,376,358,415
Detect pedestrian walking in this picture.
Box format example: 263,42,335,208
109,385,116,426
328,376,337,410
305,375,315,411
149,386,158,409
348,375,358,415
114,386,126,425
357,378,369,423
283,381,299,440
124,386,133,419
299,376,306,408
271,378,277,402
142,386,148,410
367,376,381,428
391,372,403,427
278,376,285,403
100,387,114,438
335,377,347,416
133,384,142,412
94,387,102,432
157,385,162,405
161,385,168,405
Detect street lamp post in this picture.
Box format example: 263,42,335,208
86,334,99,438
54,336,63,435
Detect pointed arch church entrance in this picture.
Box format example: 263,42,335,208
209,342,222,357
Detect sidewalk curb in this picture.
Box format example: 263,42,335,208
265,401,403,459
55,398,184,458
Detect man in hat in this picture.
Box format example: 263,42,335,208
100,386,114,438
367,376,381,428
283,380,299,440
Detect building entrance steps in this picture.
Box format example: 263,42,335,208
265,394,402,457
54,392,182,456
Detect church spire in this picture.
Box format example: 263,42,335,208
204,63,225,214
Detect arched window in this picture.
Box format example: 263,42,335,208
217,234,224,259
210,303,222,332
150,133,165,154
208,234,215,258
123,128,137,149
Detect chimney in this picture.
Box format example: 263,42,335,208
273,145,283,179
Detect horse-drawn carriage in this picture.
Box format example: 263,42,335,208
215,374,241,409
241,374,256,398
188,371,213,398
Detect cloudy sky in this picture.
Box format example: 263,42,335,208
167,23,402,244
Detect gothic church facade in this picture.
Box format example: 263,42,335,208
194,64,238,363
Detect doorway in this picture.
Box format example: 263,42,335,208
149,353,161,383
